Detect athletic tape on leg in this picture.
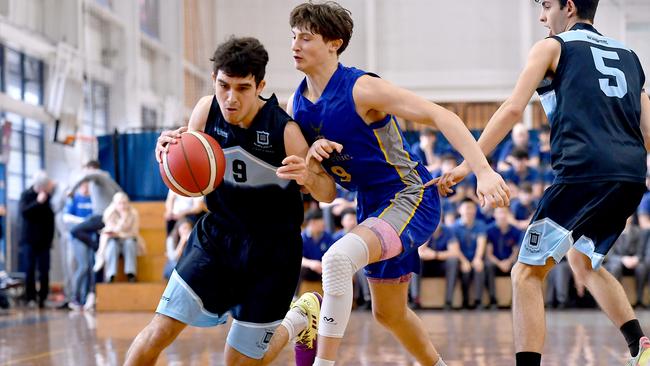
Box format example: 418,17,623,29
360,217,402,261
319,233,369,338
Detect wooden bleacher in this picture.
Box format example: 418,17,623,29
96,201,168,311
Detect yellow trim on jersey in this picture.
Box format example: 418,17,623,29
373,120,406,220
399,186,425,234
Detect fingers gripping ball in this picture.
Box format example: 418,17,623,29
159,131,226,197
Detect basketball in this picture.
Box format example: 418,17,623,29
159,131,226,197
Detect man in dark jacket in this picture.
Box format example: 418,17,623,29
20,171,55,308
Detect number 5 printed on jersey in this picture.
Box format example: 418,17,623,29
590,46,628,98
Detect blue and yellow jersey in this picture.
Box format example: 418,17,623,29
292,63,433,212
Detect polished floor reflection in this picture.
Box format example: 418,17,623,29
1,308,646,365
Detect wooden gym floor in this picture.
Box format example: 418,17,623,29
1,308,646,366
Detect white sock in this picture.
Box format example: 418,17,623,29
313,357,335,366
435,357,447,366
280,307,307,341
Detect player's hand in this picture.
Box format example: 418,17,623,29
307,139,343,163
277,155,314,186
425,163,472,196
460,260,472,273
475,168,510,208
155,126,188,163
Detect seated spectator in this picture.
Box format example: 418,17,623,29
163,219,193,280
509,183,538,231
163,190,204,235
409,127,440,172
545,259,572,309
453,199,487,309
485,207,521,308
637,174,650,229
94,192,143,283
499,148,543,199
433,154,466,226
299,209,335,288
538,124,552,170
63,182,95,310
496,122,540,171
604,216,648,308
415,222,460,309
320,185,356,233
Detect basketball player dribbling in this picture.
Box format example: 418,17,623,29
124,37,334,366
286,2,511,365
436,1,650,365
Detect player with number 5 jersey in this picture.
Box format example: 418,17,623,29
435,1,650,365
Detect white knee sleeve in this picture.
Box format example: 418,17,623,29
319,233,369,338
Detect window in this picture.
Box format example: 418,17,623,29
142,106,157,130
23,55,43,106
139,0,159,38
3,113,44,200
82,79,109,136
1,46,45,106
5,48,21,100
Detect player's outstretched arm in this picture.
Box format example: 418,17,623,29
278,121,337,203
435,39,560,195
353,74,510,207
640,92,650,151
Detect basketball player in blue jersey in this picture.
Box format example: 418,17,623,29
436,1,650,365
286,3,511,366
124,37,335,366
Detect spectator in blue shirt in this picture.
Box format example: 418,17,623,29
300,209,335,286
63,182,94,310
499,148,543,199
416,224,460,309
637,175,650,229
485,207,521,308
409,127,439,172
510,183,538,231
538,124,552,170
453,199,487,309
496,122,540,171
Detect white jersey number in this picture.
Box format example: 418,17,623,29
590,46,628,98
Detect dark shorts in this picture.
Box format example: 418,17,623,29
156,214,302,326
518,181,645,269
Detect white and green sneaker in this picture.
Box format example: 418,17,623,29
627,337,650,366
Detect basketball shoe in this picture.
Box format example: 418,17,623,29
627,336,650,366
292,292,322,366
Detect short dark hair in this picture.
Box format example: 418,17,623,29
85,160,101,169
511,148,530,160
290,1,353,55
210,37,268,85
305,208,324,222
536,0,599,21
340,207,356,217
520,182,534,194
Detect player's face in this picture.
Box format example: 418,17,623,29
538,0,570,36
213,71,265,125
291,27,336,73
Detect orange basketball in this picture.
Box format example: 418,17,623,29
159,131,226,197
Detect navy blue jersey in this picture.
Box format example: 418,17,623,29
486,224,521,260
452,219,487,261
203,95,303,234
537,23,646,184
426,226,457,252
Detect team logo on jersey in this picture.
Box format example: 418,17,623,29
526,231,541,253
256,131,270,146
